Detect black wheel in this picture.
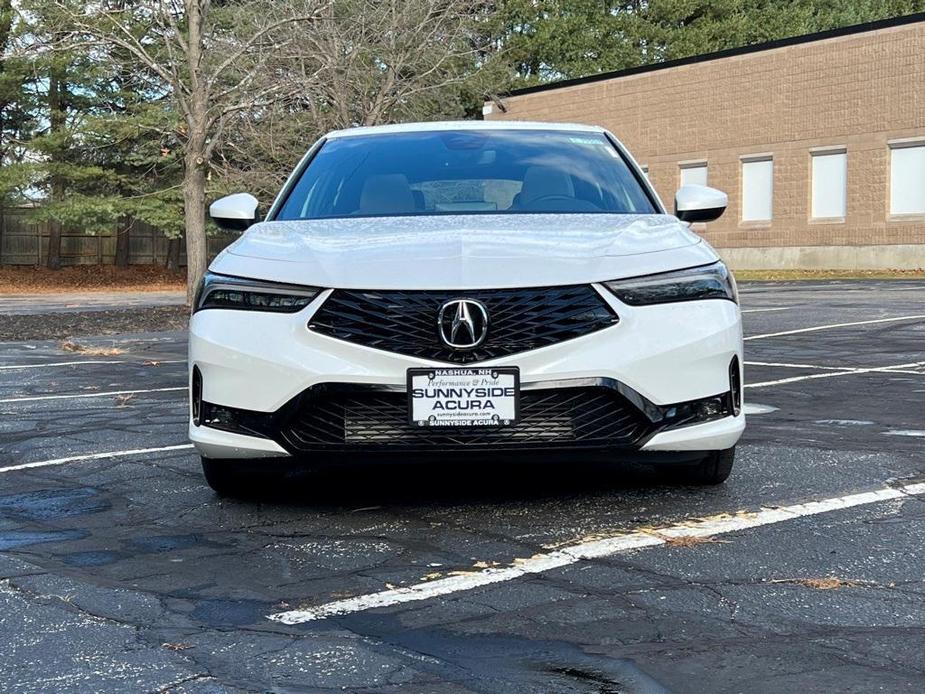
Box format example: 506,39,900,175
201,457,254,497
670,447,735,485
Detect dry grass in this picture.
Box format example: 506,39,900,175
769,577,860,590
736,268,925,281
59,340,125,357
0,265,185,294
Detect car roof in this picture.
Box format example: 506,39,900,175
325,120,606,139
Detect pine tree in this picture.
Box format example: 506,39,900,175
498,0,925,83
8,1,183,269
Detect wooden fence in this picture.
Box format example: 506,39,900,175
0,208,236,266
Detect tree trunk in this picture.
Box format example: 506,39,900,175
181,3,209,306
165,234,182,273
46,70,65,270
114,218,131,268
183,151,208,304
46,221,62,270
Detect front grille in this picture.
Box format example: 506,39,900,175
278,386,652,453
308,286,618,363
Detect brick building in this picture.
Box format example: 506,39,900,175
484,13,925,270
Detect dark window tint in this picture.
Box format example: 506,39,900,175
276,130,655,220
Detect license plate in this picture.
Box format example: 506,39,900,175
407,367,520,427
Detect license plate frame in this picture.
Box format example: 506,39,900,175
407,367,520,428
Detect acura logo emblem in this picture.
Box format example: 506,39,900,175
437,299,489,349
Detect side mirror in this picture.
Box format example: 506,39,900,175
674,185,727,223
209,193,260,232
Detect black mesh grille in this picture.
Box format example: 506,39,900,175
278,386,651,453
308,286,618,363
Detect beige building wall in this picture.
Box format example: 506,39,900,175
486,18,925,269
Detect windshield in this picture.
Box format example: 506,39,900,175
275,129,657,220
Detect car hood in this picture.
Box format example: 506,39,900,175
212,214,719,289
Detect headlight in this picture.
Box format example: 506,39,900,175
194,272,321,313
603,261,738,306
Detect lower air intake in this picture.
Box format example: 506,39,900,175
278,386,652,453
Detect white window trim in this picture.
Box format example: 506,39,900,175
678,161,708,190
739,152,773,162
740,155,774,225
810,148,848,222
888,137,925,150
888,139,925,219
809,145,847,155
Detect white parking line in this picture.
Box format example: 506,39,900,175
0,359,186,371
741,307,793,313
746,360,925,377
0,360,124,370
268,481,925,624
0,444,195,474
0,387,186,404
745,314,925,341
745,360,851,371
745,362,925,389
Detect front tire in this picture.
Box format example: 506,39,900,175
201,457,254,497
671,447,735,485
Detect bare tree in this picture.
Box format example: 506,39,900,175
45,0,501,299
48,0,329,301
303,0,497,129
213,0,502,199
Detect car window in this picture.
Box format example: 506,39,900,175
276,129,655,220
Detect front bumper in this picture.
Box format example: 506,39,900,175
188,287,744,459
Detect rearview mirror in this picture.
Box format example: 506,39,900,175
210,193,260,232
674,185,727,223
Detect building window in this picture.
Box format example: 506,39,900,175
890,143,925,216
741,157,773,222
679,162,707,187
811,149,847,220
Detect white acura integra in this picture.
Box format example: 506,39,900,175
190,121,744,494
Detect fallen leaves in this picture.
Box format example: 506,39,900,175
769,577,860,590
471,560,500,569
637,528,731,548
162,643,194,651
60,340,125,357
327,591,355,600
114,393,135,407
0,265,185,294
659,534,731,548
143,360,161,367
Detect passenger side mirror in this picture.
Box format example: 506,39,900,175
210,193,260,232
674,185,727,223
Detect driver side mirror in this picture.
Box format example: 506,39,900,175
674,185,727,223
210,193,260,232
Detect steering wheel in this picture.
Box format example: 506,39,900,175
524,194,577,205
520,194,601,212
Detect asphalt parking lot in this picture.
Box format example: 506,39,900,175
1,280,923,693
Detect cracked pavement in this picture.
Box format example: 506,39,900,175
0,280,923,692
